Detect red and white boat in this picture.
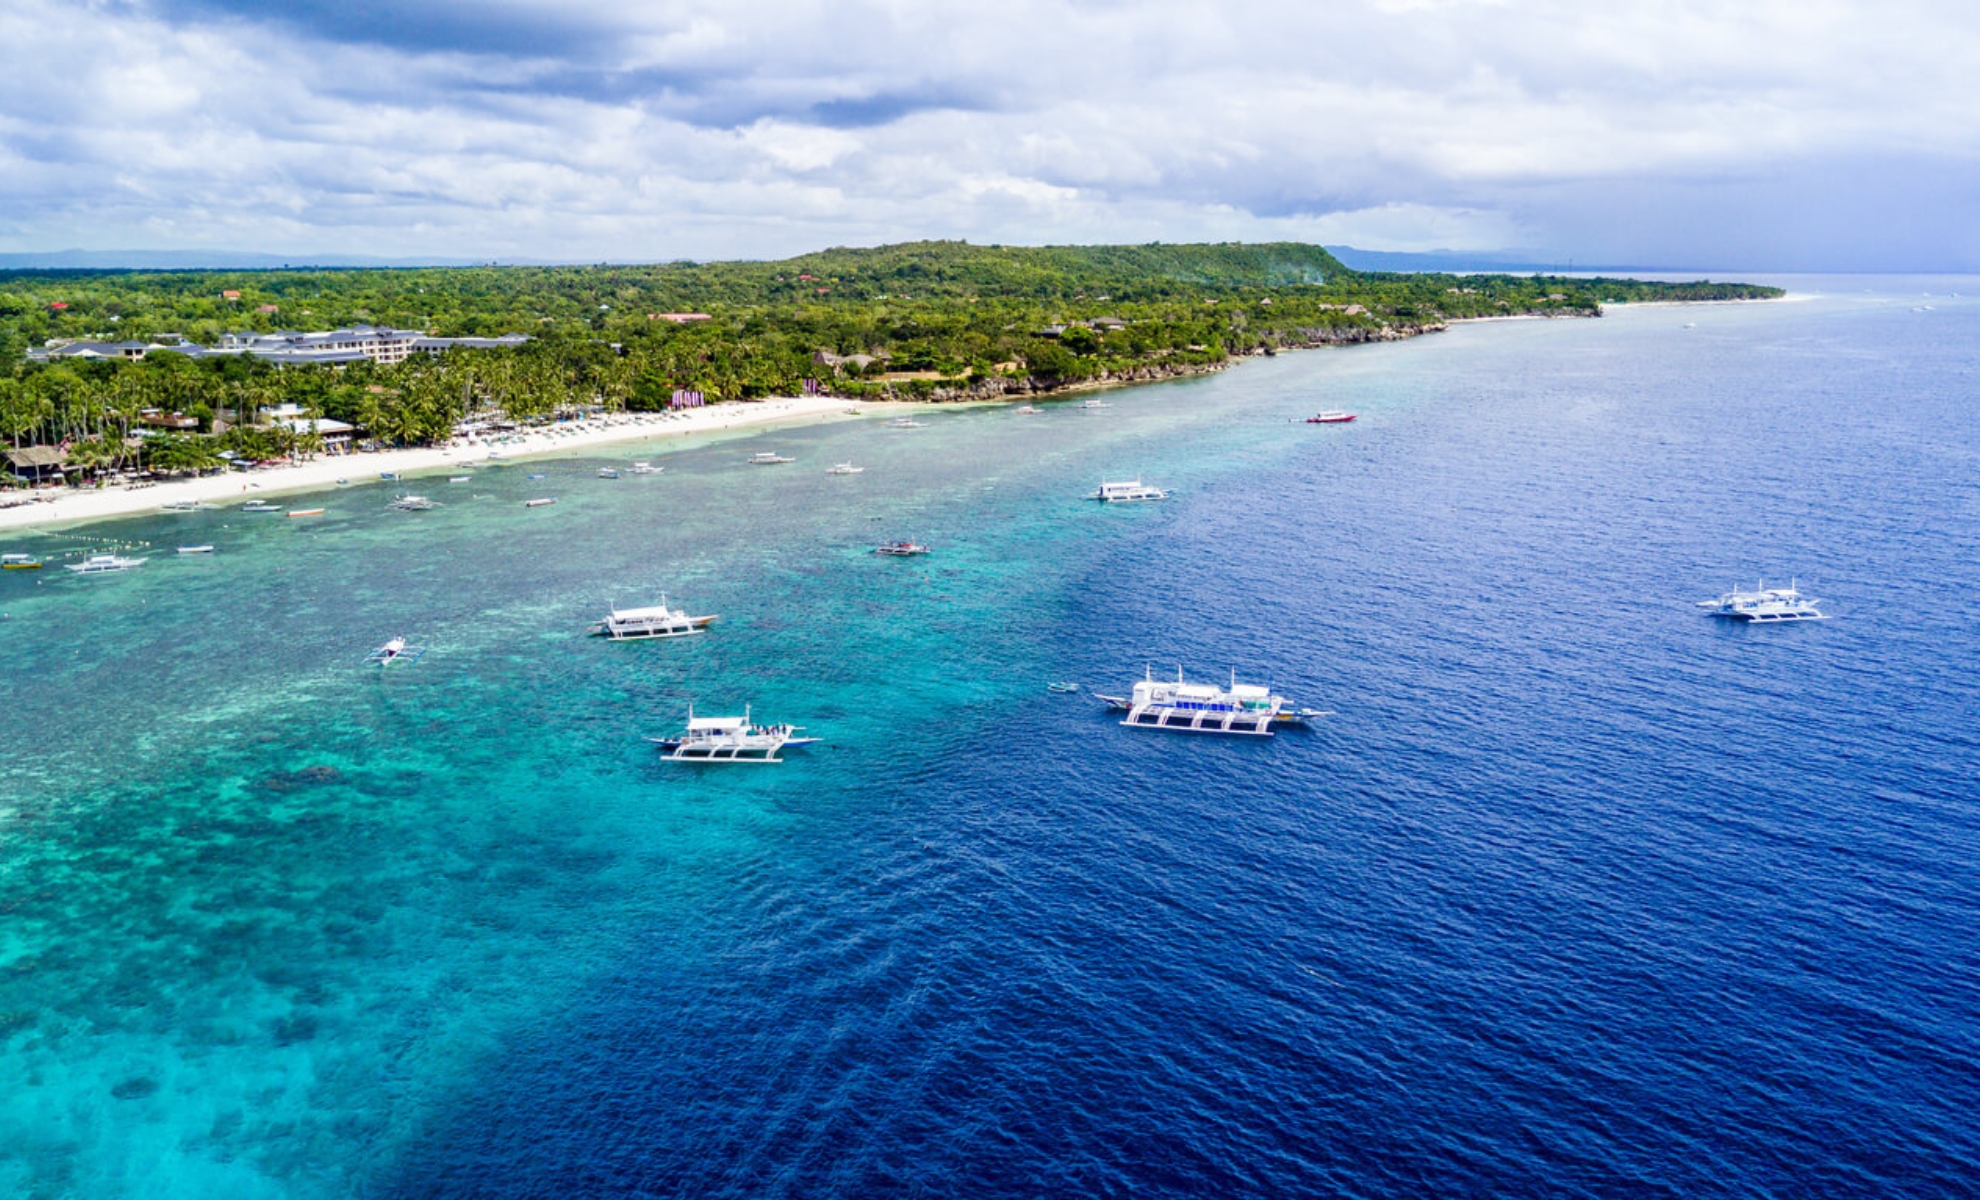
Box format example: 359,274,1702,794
1306,411,1357,423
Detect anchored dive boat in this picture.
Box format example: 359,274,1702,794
1697,581,1829,622
66,553,148,575
827,462,865,475
591,596,718,640
1088,478,1170,502
648,705,819,763
1096,667,1331,736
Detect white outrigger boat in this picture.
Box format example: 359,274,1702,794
628,462,663,475
590,595,718,640
827,462,865,475
366,636,426,666
159,499,210,512
1080,398,1111,410
597,467,621,479
1088,478,1171,502
1095,667,1331,736
1697,580,1829,622
177,545,215,555
873,539,930,557
748,451,795,465
388,494,440,511
241,501,282,512
647,705,819,763
66,553,148,575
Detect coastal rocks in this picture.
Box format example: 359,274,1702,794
912,360,1234,403
1279,320,1451,347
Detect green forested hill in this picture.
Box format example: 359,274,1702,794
0,241,1783,470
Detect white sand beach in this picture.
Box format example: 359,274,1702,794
1,395,858,533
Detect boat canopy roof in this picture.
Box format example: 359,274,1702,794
611,604,684,620
688,716,748,732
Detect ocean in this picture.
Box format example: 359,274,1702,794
1,279,1976,1198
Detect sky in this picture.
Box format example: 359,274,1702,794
1,0,1976,269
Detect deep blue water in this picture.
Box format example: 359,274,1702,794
3,281,1977,1198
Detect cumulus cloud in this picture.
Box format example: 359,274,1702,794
1,0,1976,266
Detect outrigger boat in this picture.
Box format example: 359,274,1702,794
388,494,440,511
365,636,426,666
827,462,865,475
66,553,148,575
628,462,663,475
748,451,795,465
874,540,930,556
1095,667,1331,736
597,468,621,479
1047,681,1080,693
159,499,210,512
2,553,43,570
647,705,818,763
1697,580,1829,622
241,501,282,512
176,545,215,555
590,595,717,640
1088,478,1170,502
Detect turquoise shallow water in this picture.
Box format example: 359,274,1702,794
3,282,1978,1197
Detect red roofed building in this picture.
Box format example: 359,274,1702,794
222,290,241,300
257,304,280,314
49,301,68,310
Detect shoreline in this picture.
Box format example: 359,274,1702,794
1,395,857,535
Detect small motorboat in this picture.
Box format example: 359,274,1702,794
2,553,43,570
159,499,209,512
598,468,621,479
525,497,557,508
448,475,473,483
241,501,282,512
527,473,547,480
748,451,795,464
628,462,663,475
1047,681,1079,693
874,540,931,557
1306,411,1357,423
177,545,215,555
388,494,440,511
1080,399,1111,410
827,462,865,475
380,471,401,481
